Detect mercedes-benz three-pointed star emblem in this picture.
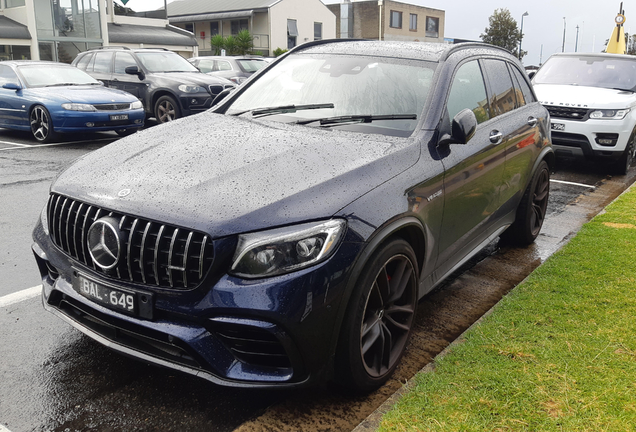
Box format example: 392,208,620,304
87,217,121,270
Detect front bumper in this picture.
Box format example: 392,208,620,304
32,219,360,388
549,116,633,160
52,108,145,133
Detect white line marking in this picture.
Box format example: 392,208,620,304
0,286,41,308
0,424,14,432
0,137,116,151
550,179,596,189
0,140,29,147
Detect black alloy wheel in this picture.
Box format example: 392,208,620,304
154,95,180,123
336,238,418,391
501,160,550,245
30,105,56,143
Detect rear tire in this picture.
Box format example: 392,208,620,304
500,160,550,246
335,238,418,392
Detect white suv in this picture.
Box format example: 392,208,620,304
532,53,636,174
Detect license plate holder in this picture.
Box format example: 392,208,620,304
110,114,129,121
72,273,153,319
551,122,565,131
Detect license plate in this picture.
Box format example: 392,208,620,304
110,114,129,121
74,274,137,315
551,122,565,131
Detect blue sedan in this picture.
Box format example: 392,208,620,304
0,61,145,143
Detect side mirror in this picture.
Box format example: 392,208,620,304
528,71,536,80
125,65,145,80
2,82,22,91
440,108,477,145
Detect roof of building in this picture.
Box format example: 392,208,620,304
167,0,281,17
108,23,197,47
0,16,31,40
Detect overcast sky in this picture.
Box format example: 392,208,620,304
124,0,628,66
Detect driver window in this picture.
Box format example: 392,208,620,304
114,52,137,75
0,65,19,86
447,60,490,124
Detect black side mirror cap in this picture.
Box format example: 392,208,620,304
125,65,145,80
440,108,477,145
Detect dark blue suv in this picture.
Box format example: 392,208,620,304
33,40,553,391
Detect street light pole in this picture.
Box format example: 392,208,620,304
575,25,580,52
562,17,566,52
519,11,529,60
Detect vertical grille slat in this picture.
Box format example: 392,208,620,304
47,193,213,289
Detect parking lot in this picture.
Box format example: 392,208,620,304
2,126,635,432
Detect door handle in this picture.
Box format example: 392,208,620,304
489,130,503,144
527,116,538,127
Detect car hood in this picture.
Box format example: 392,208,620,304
28,85,138,104
52,112,419,238
151,72,232,87
533,83,636,109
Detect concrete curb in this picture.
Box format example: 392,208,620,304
352,181,635,432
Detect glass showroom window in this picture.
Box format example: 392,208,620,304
426,16,439,38
410,14,417,31
314,22,322,41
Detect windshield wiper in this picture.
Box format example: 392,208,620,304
46,83,80,87
296,114,417,126
231,103,335,118
613,87,636,93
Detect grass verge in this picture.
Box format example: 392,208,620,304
379,186,636,431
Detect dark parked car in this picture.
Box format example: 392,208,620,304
72,47,235,123
188,56,268,84
33,40,553,391
0,60,144,142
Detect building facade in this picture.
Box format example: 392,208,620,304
168,0,336,57
0,0,198,62
327,0,444,43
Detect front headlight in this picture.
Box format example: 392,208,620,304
230,219,346,278
589,109,630,120
61,103,96,111
131,100,143,109
40,205,49,235
229,77,247,85
178,84,206,93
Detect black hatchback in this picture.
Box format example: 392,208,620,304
72,47,235,123
34,40,552,391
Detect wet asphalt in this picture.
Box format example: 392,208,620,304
1,129,634,432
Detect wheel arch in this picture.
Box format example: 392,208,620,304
325,216,427,381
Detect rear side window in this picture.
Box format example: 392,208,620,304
217,61,232,71
447,60,490,124
75,53,93,71
93,51,113,73
510,66,536,104
483,59,516,116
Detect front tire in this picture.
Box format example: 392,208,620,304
614,138,635,175
154,95,180,123
30,105,57,143
336,238,418,392
501,160,550,245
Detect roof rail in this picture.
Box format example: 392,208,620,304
88,46,131,51
439,42,513,62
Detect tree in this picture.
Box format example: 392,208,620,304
210,34,225,55
235,30,254,55
480,8,525,59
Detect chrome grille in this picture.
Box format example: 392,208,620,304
93,103,132,111
47,193,214,289
545,105,590,121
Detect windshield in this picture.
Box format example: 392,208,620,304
226,54,436,136
18,65,99,88
534,55,636,91
236,59,267,73
136,52,199,73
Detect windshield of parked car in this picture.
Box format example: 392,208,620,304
18,64,100,88
534,55,636,91
236,59,267,73
135,52,199,73
226,54,436,137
